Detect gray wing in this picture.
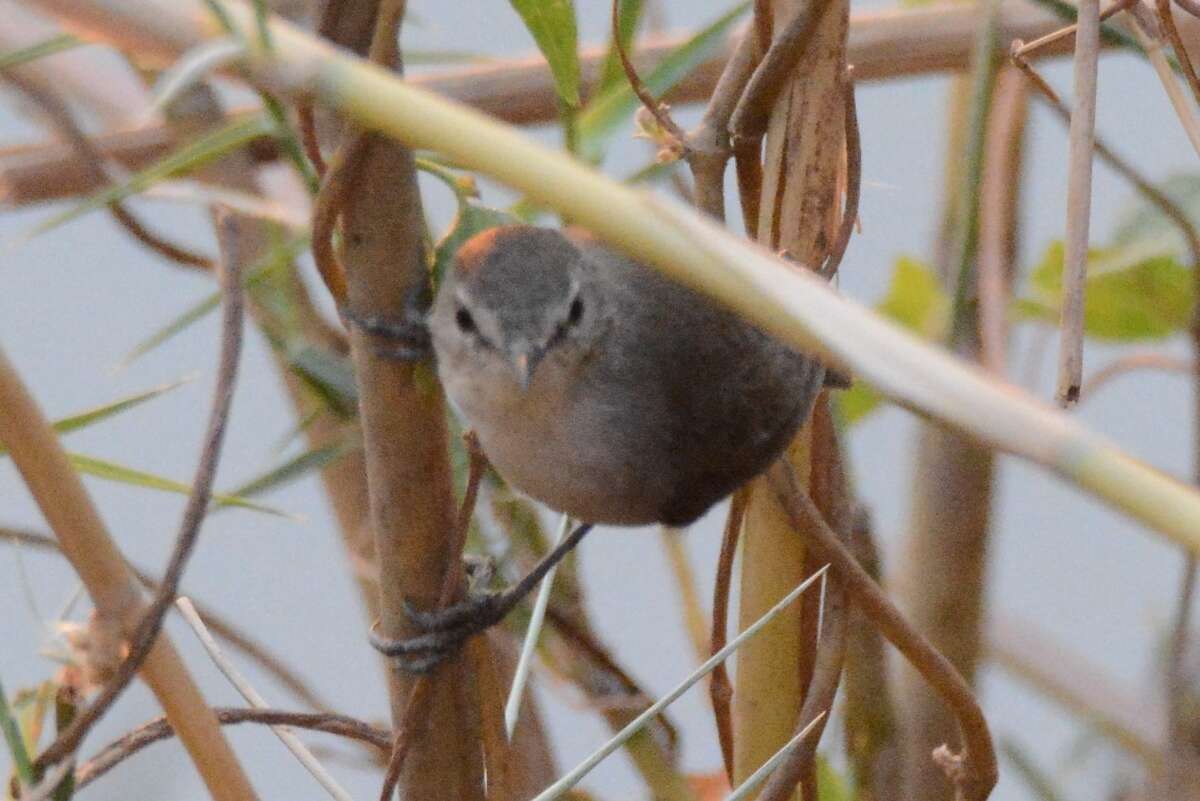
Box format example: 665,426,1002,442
577,247,824,525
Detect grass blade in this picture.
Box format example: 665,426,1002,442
0,676,35,785
25,113,275,240
67,453,298,518
530,564,829,801
0,34,83,72
226,439,359,499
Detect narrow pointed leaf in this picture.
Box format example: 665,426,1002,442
509,0,581,107
0,34,83,72
27,114,275,239
67,453,297,518
227,439,359,499
0,676,34,785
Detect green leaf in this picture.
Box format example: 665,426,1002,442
1016,241,1194,340
67,453,297,518
432,200,520,286
597,0,646,95
0,676,35,786
49,377,195,440
28,114,276,240
0,378,192,458
835,256,948,427
509,0,581,107
0,34,83,72
578,1,749,158
227,439,360,499
878,256,951,338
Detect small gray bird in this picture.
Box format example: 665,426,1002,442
432,225,824,526
365,224,825,669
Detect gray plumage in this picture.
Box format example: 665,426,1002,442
430,225,824,526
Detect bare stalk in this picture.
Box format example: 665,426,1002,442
77,707,391,789
35,208,246,770
1055,0,1100,405
0,248,254,798
768,465,998,801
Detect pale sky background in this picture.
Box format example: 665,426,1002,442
1,1,1197,799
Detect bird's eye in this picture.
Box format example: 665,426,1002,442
455,307,476,333
567,297,584,325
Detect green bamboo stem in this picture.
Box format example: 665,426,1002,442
28,0,1200,554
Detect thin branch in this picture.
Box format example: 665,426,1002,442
0,526,336,715
683,28,759,221
1078,352,1193,398
1012,0,1136,58
610,0,685,146
1129,11,1200,159
767,464,997,801
711,488,747,783
1013,52,1200,272
756,574,847,801
1,71,212,270
76,707,391,789
729,0,838,142
176,597,352,801
1055,0,1101,405
1156,0,1200,106
1177,0,1200,19
35,207,246,771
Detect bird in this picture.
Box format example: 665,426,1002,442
361,224,826,670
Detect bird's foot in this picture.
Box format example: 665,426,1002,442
340,284,432,362
368,523,594,673
369,583,515,674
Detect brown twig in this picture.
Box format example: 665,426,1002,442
1055,0,1101,406
1,71,212,270
377,431,487,801
710,488,747,782
821,67,861,279
683,29,760,222
1077,352,1193,398
1011,0,1136,59
1177,0,1200,18
1,526,335,715
841,510,903,801
756,572,847,801
76,707,391,788
729,0,839,142
768,463,998,801
1013,56,1200,274
1157,0,1200,106
298,103,328,176
34,208,246,771
610,0,686,146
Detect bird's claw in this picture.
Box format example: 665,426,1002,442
339,284,433,363
369,585,514,674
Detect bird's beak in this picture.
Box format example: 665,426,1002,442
510,346,546,391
